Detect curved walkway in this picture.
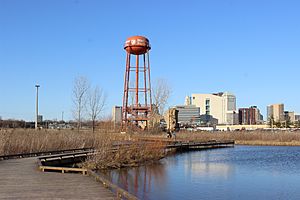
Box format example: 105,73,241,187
0,158,114,199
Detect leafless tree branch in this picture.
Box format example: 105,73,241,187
152,78,172,115
72,76,90,131
87,86,106,132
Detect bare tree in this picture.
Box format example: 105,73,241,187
87,86,106,132
72,76,90,131
152,78,172,115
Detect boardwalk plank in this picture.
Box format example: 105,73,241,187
0,158,115,199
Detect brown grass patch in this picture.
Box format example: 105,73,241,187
2,128,300,169
0,128,126,156
83,141,166,170
0,128,166,170
176,130,300,146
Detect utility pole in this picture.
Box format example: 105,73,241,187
35,84,40,130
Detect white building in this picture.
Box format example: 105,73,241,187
189,92,238,125
184,96,191,106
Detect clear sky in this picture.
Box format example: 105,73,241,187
0,0,299,121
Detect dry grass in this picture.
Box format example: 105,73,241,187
83,141,166,170
3,128,300,170
0,128,127,156
176,130,300,146
0,128,166,170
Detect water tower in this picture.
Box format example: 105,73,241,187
122,36,152,129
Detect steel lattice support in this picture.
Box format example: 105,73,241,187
122,36,152,130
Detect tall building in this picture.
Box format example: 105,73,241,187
112,106,122,124
239,106,262,125
267,104,284,122
174,105,200,124
190,92,238,125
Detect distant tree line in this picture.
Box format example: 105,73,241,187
0,119,32,128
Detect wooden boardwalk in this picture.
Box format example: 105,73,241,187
0,140,234,199
0,158,115,199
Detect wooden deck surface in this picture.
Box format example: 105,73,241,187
0,158,115,199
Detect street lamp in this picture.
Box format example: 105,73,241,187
35,84,40,130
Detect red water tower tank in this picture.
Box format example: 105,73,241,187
122,36,152,130
124,36,151,55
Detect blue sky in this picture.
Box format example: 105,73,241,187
0,0,299,121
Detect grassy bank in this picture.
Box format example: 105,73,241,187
0,129,166,169
2,129,300,169
0,128,127,156
176,130,300,146
83,141,166,170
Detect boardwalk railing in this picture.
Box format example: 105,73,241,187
1,140,235,161
88,170,138,200
0,147,93,161
166,140,235,149
35,150,138,199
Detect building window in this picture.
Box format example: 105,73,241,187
227,96,236,111
205,99,210,105
205,99,210,115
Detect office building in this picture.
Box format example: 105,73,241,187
174,105,200,124
239,106,262,125
267,104,284,122
284,111,295,122
189,92,238,125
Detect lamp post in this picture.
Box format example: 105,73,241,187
35,84,40,130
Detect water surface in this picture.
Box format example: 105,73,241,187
103,146,300,200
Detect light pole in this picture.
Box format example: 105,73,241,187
35,84,40,130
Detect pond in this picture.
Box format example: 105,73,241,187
102,146,300,200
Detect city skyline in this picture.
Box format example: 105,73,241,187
1,0,300,121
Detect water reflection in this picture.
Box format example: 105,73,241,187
102,146,300,200
183,151,234,179
102,162,167,199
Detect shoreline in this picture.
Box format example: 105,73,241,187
235,140,300,146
